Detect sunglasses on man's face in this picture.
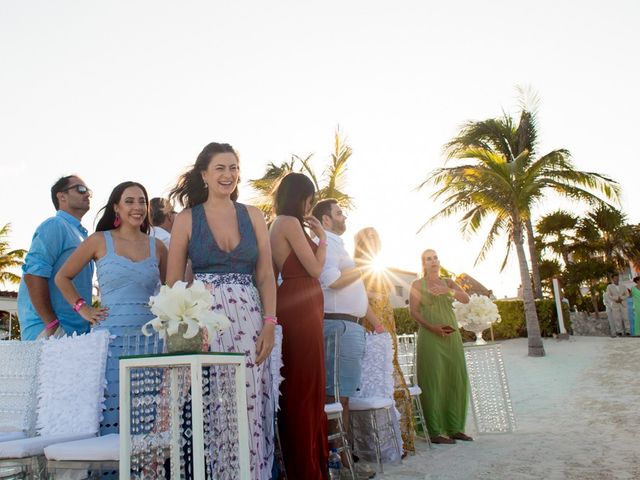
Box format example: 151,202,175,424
63,184,92,196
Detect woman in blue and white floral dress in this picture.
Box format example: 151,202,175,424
167,142,277,480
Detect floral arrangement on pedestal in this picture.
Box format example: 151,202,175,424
142,280,230,353
453,294,501,345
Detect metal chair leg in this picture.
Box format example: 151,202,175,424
336,415,355,480
385,407,402,459
274,420,287,479
369,411,383,474
412,394,432,447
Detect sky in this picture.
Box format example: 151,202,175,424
1,0,639,297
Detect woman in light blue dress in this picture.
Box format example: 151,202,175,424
56,181,167,435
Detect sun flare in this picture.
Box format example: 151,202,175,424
368,255,388,273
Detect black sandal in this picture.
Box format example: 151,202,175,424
430,435,456,444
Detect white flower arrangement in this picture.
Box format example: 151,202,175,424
142,280,230,340
453,293,501,333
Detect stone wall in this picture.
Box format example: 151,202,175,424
570,311,611,337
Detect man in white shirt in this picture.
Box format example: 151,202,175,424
312,199,384,479
604,273,630,336
149,197,175,248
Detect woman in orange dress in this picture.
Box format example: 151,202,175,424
269,173,328,479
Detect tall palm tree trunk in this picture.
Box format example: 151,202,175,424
525,218,543,299
514,220,545,356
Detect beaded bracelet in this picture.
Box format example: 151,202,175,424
73,298,87,313
263,315,278,325
318,239,328,247
45,319,59,330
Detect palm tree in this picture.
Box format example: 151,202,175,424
0,223,26,285
536,210,579,266
248,129,355,219
247,158,297,222
573,205,640,271
443,88,620,298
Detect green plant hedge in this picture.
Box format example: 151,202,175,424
393,298,571,340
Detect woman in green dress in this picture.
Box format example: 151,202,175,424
409,249,472,444
632,276,640,336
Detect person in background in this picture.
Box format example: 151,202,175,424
409,249,472,444
630,277,640,336
353,227,414,456
56,181,166,439
149,197,176,248
312,198,384,480
269,172,328,480
604,273,629,337
18,175,93,340
166,142,276,480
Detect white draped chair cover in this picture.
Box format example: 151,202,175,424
350,332,403,463
0,341,40,438
269,325,284,411
0,330,110,459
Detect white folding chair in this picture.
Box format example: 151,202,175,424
397,333,430,446
349,333,401,473
324,329,355,480
0,330,110,479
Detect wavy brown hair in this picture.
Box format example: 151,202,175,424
169,142,239,208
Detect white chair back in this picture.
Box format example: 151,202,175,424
324,328,341,402
120,328,164,356
269,325,284,411
397,333,417,386
352,333,394,399
0,341,40,435
35,330,110,437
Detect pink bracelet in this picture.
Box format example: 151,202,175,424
374,324,385,334
45,319,59,330
263,315,278,325
73,298,86,313
318,239,328,247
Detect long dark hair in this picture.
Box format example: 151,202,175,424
273,173,315,225
169,143,239,208
95,181,150,233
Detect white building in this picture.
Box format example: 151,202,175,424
387,268,418,308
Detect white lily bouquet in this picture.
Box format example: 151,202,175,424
453,294,501,345
142,280,230,352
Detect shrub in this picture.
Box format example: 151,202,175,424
0,311,20,340
394,307,417,334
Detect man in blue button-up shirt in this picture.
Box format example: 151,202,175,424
18,175,94,340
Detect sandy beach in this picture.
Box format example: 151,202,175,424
381,336,640,480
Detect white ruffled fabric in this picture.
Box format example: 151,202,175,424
35,330,110,437
351,333,403,464
352,333,395,399
269,325,284,411
0,340,40,434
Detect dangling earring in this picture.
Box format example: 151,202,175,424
114,212,121,228
203,181,208,189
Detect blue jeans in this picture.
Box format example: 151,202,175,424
323,319,366,398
